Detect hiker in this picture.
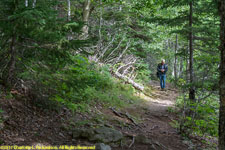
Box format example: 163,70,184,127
157,59,168,90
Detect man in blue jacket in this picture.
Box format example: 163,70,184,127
157,59,168,90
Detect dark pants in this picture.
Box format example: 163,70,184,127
159,74,166,89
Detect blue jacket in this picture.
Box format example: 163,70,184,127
157,63,168,75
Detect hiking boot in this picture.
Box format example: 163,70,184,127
161,88,166,91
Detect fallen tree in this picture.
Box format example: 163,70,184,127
114,71,144,91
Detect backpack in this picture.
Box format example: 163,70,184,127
156,71,160,78
156,63,160,78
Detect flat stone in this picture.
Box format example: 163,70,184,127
91,127,123,143
72,127,123,143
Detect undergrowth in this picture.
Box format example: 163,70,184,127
172,93,219,148
19,55,139,112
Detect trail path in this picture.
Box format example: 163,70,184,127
138,81,186,149
113,81,189,150
0,81,194,150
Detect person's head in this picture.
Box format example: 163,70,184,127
161,59,165,64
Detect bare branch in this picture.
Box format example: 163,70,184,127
113,40,130,65
116,58,136,73
104,36,125,63
96,35,116,61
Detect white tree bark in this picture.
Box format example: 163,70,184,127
67,0,71,21
80,0,91,39
25,0,28,7
96,35,116,62
116,60,136,73
115,59,143,91
113,40,130,65
32,0,36,8
122,66,132,76
105,35,126,63
114,72,144,91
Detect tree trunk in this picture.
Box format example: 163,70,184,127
114,72,144,91
174,34,178,85
67,0,71,21
32,0,36,8
219,0,225,149
189,1,195,101
25,0,28,7
80,0,91,39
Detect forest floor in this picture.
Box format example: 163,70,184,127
0,81,212,150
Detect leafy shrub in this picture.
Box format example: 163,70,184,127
20,55,136,112
175,95,219,137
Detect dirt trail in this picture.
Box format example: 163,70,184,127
111,81,189,150
139,81,186,150
0,81,190,150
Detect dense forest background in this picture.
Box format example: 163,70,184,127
0,0,225,149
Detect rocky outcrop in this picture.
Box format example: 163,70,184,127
72,126,123,143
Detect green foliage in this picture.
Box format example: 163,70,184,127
5,92,14,100
0,0,143,113
19,53,137,111
175,95,219,137
0,1,221,147
135,63,151,84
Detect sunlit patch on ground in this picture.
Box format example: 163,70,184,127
136,92,175,107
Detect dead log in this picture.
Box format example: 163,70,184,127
114,71,144,91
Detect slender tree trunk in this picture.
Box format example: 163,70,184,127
25,0,28,7
32,0,36,8
189,1,195,101
174,34,178,85
67,0,71,21
99,0,102,44
218,0,225,149
80,0,91,39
